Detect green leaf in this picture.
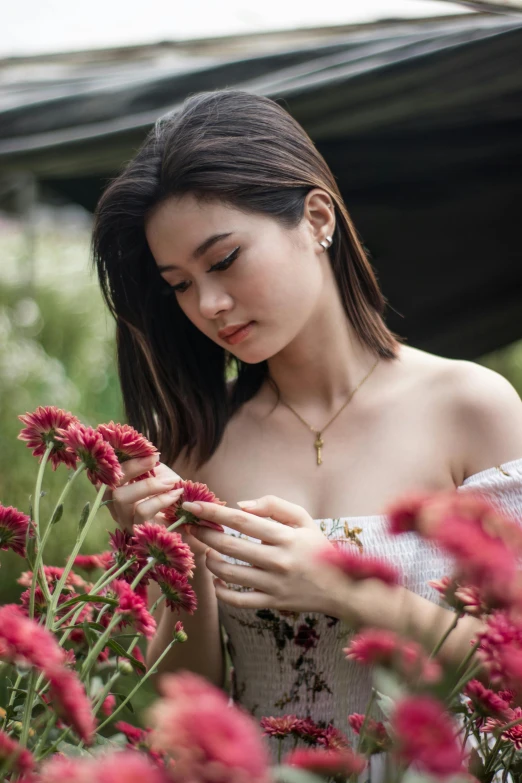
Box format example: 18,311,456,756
105,640,146,673
59,594,118,610
59,622,106,633
57,740,93,758
114,692,134,714
50,503,64,525
78,502,90,532
372,667,407,704
82,618,96,647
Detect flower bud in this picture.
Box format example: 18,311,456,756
117,660,134,675
174,621,187,643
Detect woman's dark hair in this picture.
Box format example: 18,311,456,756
92,89,402,469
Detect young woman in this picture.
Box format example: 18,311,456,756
92,90,522,774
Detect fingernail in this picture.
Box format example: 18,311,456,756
161,477,178,485
168,488,184,495
182,501,202,513
237,500,257,509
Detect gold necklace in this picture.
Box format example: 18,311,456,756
277,358,380,466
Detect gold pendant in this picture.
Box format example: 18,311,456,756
314,433,324,465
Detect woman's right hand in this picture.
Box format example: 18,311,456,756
102,454,210,559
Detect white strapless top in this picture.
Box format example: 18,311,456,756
217,458,522,778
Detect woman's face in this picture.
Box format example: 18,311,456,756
144,192,332,364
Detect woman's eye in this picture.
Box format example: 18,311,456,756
170,246,241,295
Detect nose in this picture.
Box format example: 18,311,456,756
197,281,233,321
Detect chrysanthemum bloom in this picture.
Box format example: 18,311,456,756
0,729,34,776
464,680,512,720
106,579,157,640
101,693,116,717
0,603,65,672
385,491,434,535
133,523,195,576
344,628,441,683
97,421,159,482
0,504,32,558
317,724,351,751
482,706,522,749
391,696,466,776
18,564,88,592
74,552,113,571
18,405,79,470
293,717,326,744
56,422,123,489
37,755,94,783
107,528,146,585
429,575,488,616
162,479,226,531
317,542,400,586
93,749,169,783
260,714,300,738
148,671,271,783
116,721,149,745
476,611,522,688
47,665,96,744
152,566,198,614
283,747,366,777
347,713,390,754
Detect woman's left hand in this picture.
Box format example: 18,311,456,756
182,495,349,617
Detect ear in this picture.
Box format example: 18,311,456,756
302,189,336,249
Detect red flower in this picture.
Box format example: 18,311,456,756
294,622,319,651
115,721,149,745
317,724,351,751
260,714,300,738
464,680,512,719
18,405,79,470
56,422,123,489
348,713,389,748
101,693,116,717
476,612,522,688
74,552,112,571
0,729,34,775
152,566,198,614
0,504,32,557
106,579,157,640
149,671,270,783
133,522,195,576
344,629,441,683
293,717,326,744
317,542,400,586
283,747,366,777
429,576,488,616
47,665,96,744
96,421,159,482
163,479,226,531
391,696,466,776
38,755,94,783
482,706,522,749
0,604,65,672
385,491,434,534
94,749,168,783
18,565,88,592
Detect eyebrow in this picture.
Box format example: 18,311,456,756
156,232,233,273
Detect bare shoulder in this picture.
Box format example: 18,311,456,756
416,350,522,481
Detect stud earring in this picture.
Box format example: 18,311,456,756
319,235,333,250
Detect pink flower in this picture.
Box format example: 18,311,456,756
18,565,88,592
38,756,94,783
476,612,522,688
101,693,116,717
56,422,123,489
18,405,79,470
385,491,434,534
260,714,300,738
94,749,168,783
149,671,270,783
317,724,351,751
0,729,34,775
96,421,157,463
152,566,198,614
108,529,147,585
464,680,512,719
317,542,400,586
163,479,226,531
429,576,488,616
348,713,389,751
74,552,113,571
293,717,326,744
115,721,149,745
482,706,522,749
391,696,466,776
283,747,366,777
0,504,32,557
106,579,157,640
133,523,195,576
47,665,96,744
0,603,65,671
344,629,441,683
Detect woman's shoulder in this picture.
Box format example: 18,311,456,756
417,350,522,483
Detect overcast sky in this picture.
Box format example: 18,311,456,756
2,0,469,57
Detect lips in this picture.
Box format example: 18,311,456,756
217,322,252,340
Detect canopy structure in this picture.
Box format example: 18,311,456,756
1,12,521,359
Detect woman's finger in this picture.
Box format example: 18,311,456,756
205,550,273,592
236,495,315,528
113,474,181,507
181,501,292,545
132,487,185,525
118,454,161,484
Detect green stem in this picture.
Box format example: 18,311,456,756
430,612,462,659
1,673,23,731
52,560,127,633
456,638,481,676
483,731,507,777
37,724,71,761
96,636,179,732
448,661,483,701
19,670,37,747
29,443,53,619
80,614,121,681
33,713,57,759
130,558,156,590
356,688,377,753
46,483,106,628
